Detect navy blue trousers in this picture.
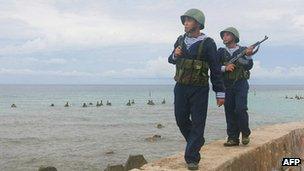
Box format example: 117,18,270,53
224,79,251,141
174,83,209,164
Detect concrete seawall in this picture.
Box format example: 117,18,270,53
133,122,304,171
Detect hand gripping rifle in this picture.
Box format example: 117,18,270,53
228,36,269,64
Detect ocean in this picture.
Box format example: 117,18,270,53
0,84,303,171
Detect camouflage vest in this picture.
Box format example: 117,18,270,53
174,35,209,86
221,48,250,81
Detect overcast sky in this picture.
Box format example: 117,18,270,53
0,0,304,84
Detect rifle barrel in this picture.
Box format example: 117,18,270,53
228,36,268,64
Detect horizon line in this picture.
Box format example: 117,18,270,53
0,83,303,86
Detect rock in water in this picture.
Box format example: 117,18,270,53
104,164,124,171
156,123,164,129
105,150,114,155
145,134,162,142
124,155,147,170
147,100,155,105
38,166,57,171
161,98,166,104
126,100,131,106
64,102,70,107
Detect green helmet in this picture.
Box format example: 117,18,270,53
181,9,205,30
220,27,240,43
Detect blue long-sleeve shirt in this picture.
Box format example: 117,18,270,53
168,34,225,98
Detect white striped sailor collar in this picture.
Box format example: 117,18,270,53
225,45,239,55
184,33,207,50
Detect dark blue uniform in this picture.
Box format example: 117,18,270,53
218,46,253,142
168,35,225,164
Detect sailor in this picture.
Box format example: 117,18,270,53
218,27,254,146
168,9,225,170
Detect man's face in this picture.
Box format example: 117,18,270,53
184,17,199,33
222,32,236,44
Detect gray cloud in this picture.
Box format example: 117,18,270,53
0,0,303,84
0,0,303,55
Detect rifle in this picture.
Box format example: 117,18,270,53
228,36,268,64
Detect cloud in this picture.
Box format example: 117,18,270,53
251,60,304,78
109,59,304,80
0,1,303,84
101,56,175,78
0,1,177,55
0,68,93,77
44,58,67,65
0,0,304,55
0,56,174,78
292,14,304,31
1,57,304,84
0,56,68,68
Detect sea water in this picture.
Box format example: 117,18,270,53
0,84,303,170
